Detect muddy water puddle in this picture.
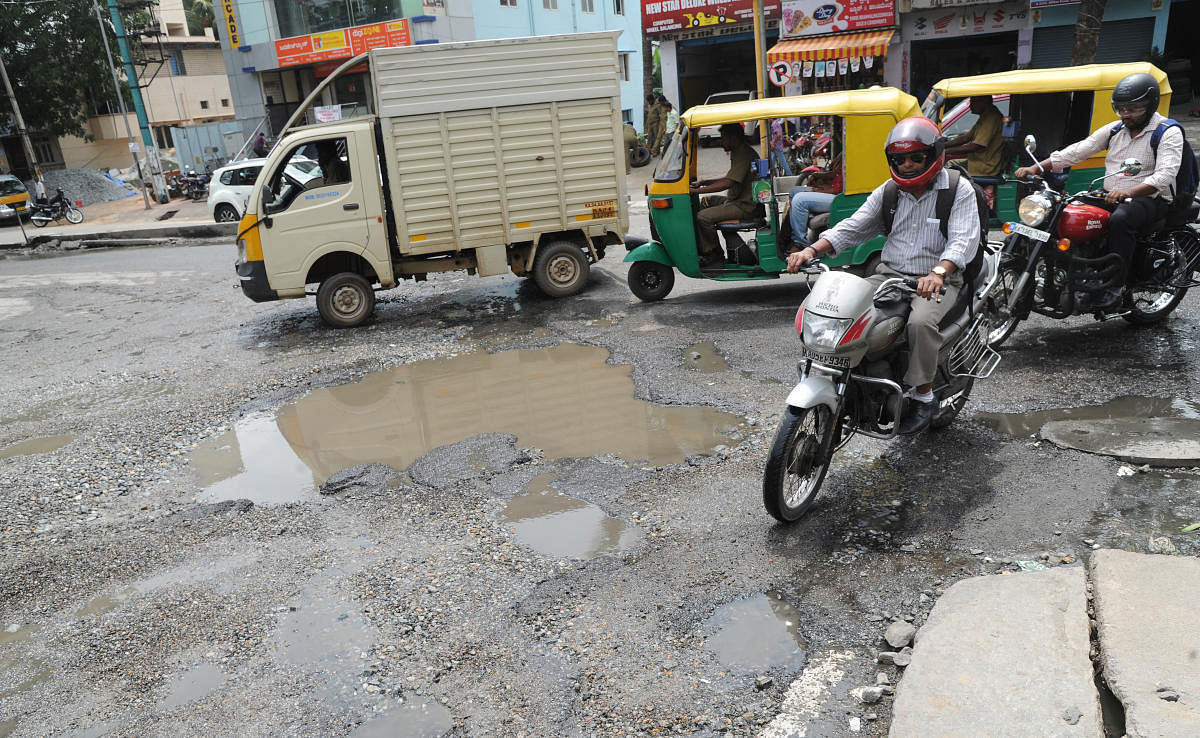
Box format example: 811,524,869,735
702,593,808,674
189,344,743,503
978,395,1200,437
503,474,639,558
0,435,74,461
350,700,454,738
1090,472,1200,556
684,341,729,373
156,662,227,711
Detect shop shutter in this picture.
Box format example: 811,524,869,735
1032,18,1155,69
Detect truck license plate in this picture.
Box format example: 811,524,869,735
800,348,850,368
1010,222,1051,243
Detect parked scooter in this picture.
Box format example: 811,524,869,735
181,169,210,201
763,251,1002,522
987,134,1200,346
29,189,84,227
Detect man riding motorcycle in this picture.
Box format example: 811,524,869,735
1015,73,1183,310
786,117,980,434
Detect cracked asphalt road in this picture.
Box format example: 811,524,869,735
1,240,1198,737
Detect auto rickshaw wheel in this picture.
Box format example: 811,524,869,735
316,272,375,328
627,260,675,302
532,240,590,297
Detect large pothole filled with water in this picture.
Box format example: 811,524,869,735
189,343,745,504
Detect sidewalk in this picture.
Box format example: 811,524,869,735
0,192,235,249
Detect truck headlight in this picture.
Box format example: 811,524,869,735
802,314,851,351
1018,194,1051,227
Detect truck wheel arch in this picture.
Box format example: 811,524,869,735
305,250,382,289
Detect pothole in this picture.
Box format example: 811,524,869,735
684,341,729,373
502,473,640,559
0,434,74,461
977,395,1200,437
701,593,808,674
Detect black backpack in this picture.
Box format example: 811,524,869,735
1107,118,1200,213
880,165,988,285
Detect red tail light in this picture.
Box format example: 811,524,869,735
838,311,871,345
794,304,805,336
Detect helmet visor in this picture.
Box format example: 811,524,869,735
1112,101,1150,116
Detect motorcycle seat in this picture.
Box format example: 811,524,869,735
716,219,768,232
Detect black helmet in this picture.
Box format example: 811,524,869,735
1111,73,1160,116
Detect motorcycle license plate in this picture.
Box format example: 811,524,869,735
800,348,850,368
1009,222,1051,243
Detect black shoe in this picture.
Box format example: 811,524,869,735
898,398,935,435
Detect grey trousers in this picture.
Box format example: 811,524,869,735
867,262,963,387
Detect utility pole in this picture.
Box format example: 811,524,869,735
105,0,169,203
0,49,43,196
94,1,151,210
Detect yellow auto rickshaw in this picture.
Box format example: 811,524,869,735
924,62,1171,225
624,87,922,301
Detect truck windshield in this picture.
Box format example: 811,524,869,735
262,138,348,212
654,127,688,183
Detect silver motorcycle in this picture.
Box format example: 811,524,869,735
763,249,1003,523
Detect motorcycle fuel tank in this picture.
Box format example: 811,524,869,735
1057,203,1109,243
803,271,873,319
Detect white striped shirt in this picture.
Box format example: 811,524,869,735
823,169,980,274
1048,112,1183,202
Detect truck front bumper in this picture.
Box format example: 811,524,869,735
236,260,278,302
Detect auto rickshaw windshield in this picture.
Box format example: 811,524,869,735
654,126,688,183
920,91,944,120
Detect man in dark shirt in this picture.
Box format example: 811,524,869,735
690,123,759,268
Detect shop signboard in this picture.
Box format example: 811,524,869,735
1027,0,1078,6
642,0,781,36
275,18,413,68
909,0,1005,7
779,0,895,38
903,0,1028,39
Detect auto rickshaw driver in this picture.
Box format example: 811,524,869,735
689,123,760,268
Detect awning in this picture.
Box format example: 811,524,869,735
766,29,895,63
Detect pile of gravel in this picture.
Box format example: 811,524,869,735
25,168,137,207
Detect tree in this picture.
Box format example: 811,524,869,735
0,0,121,139
1070,0,1106,65
184,0,215,37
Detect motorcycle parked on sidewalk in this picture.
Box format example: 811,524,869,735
29,189,84,227
181,169,210,201
987,135,1200,346
763,251,1002,523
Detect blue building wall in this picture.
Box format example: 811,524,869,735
472,0,645,126
1034,0,1170,55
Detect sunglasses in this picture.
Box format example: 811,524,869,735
887,150,929,167
1112,103,1148,115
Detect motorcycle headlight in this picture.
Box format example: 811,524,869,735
802,313,852,351
1018,194,1051,227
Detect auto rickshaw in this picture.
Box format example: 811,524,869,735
924,62,1170,226
624,88,922,301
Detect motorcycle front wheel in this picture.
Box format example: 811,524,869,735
763,405,833,523
985,254,1027,346
65,206,83,224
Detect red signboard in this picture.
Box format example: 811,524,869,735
275,19,413,68
779,0,895,38
642,0,782,36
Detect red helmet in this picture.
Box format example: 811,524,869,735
885,117,945,193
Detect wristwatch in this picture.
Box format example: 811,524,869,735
931,265,948,278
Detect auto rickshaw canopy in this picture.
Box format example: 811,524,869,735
680,87,922,196
930,62,1169,100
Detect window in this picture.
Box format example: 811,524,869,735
581,0,594,11
266,137,352,213
500,0,517,6
273,0,406,38
169,50,186,76
613,0,624,14
619,53,630,82
221,99,230,107
33,138,56,165
200,100,210,109
543,0,557,8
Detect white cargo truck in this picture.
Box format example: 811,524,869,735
235,32,628,327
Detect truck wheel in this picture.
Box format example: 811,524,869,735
532,240,590,297
627,261,675,301
316,272,375,328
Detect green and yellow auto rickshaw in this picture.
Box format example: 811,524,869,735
624,87,922,301
925,62,1170,225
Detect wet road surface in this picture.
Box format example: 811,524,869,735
1,241,1198,736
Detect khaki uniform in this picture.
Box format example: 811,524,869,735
653,103,669,154
696,139,760,258
645,101,662,157
623,123,638,174
964,104,1004,177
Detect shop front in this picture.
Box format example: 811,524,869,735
765,0,898,94
898,0,1031,100
1027,0,1168,70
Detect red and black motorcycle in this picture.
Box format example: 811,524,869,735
986,134,1200,346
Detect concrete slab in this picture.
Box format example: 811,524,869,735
890,567,1102,738
1041,418,1200,467
1091,549,1200,738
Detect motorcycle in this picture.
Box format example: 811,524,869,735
787,129,832,175
29,189,84,227
763,250,1002,522
181,169,210,201
987,134,1200,346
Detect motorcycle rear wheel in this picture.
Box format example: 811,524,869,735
1124,251,1188,324
763,405,832,523
931,372,974,430
65,206,83,224
30,216,48,228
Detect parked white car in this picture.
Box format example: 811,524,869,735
697,90,760,145
208,157,319,222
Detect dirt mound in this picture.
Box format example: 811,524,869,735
26,169,137,207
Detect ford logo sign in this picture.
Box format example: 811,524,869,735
813,4,837,20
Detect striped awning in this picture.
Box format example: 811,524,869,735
766,29,895,63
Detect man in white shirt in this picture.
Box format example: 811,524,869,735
1016,73,1182,309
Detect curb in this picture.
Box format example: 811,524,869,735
0,222,236,250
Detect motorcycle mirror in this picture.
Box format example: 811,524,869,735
1023,134,1037,150
1023,134,1043,172
1120,158,1142,176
